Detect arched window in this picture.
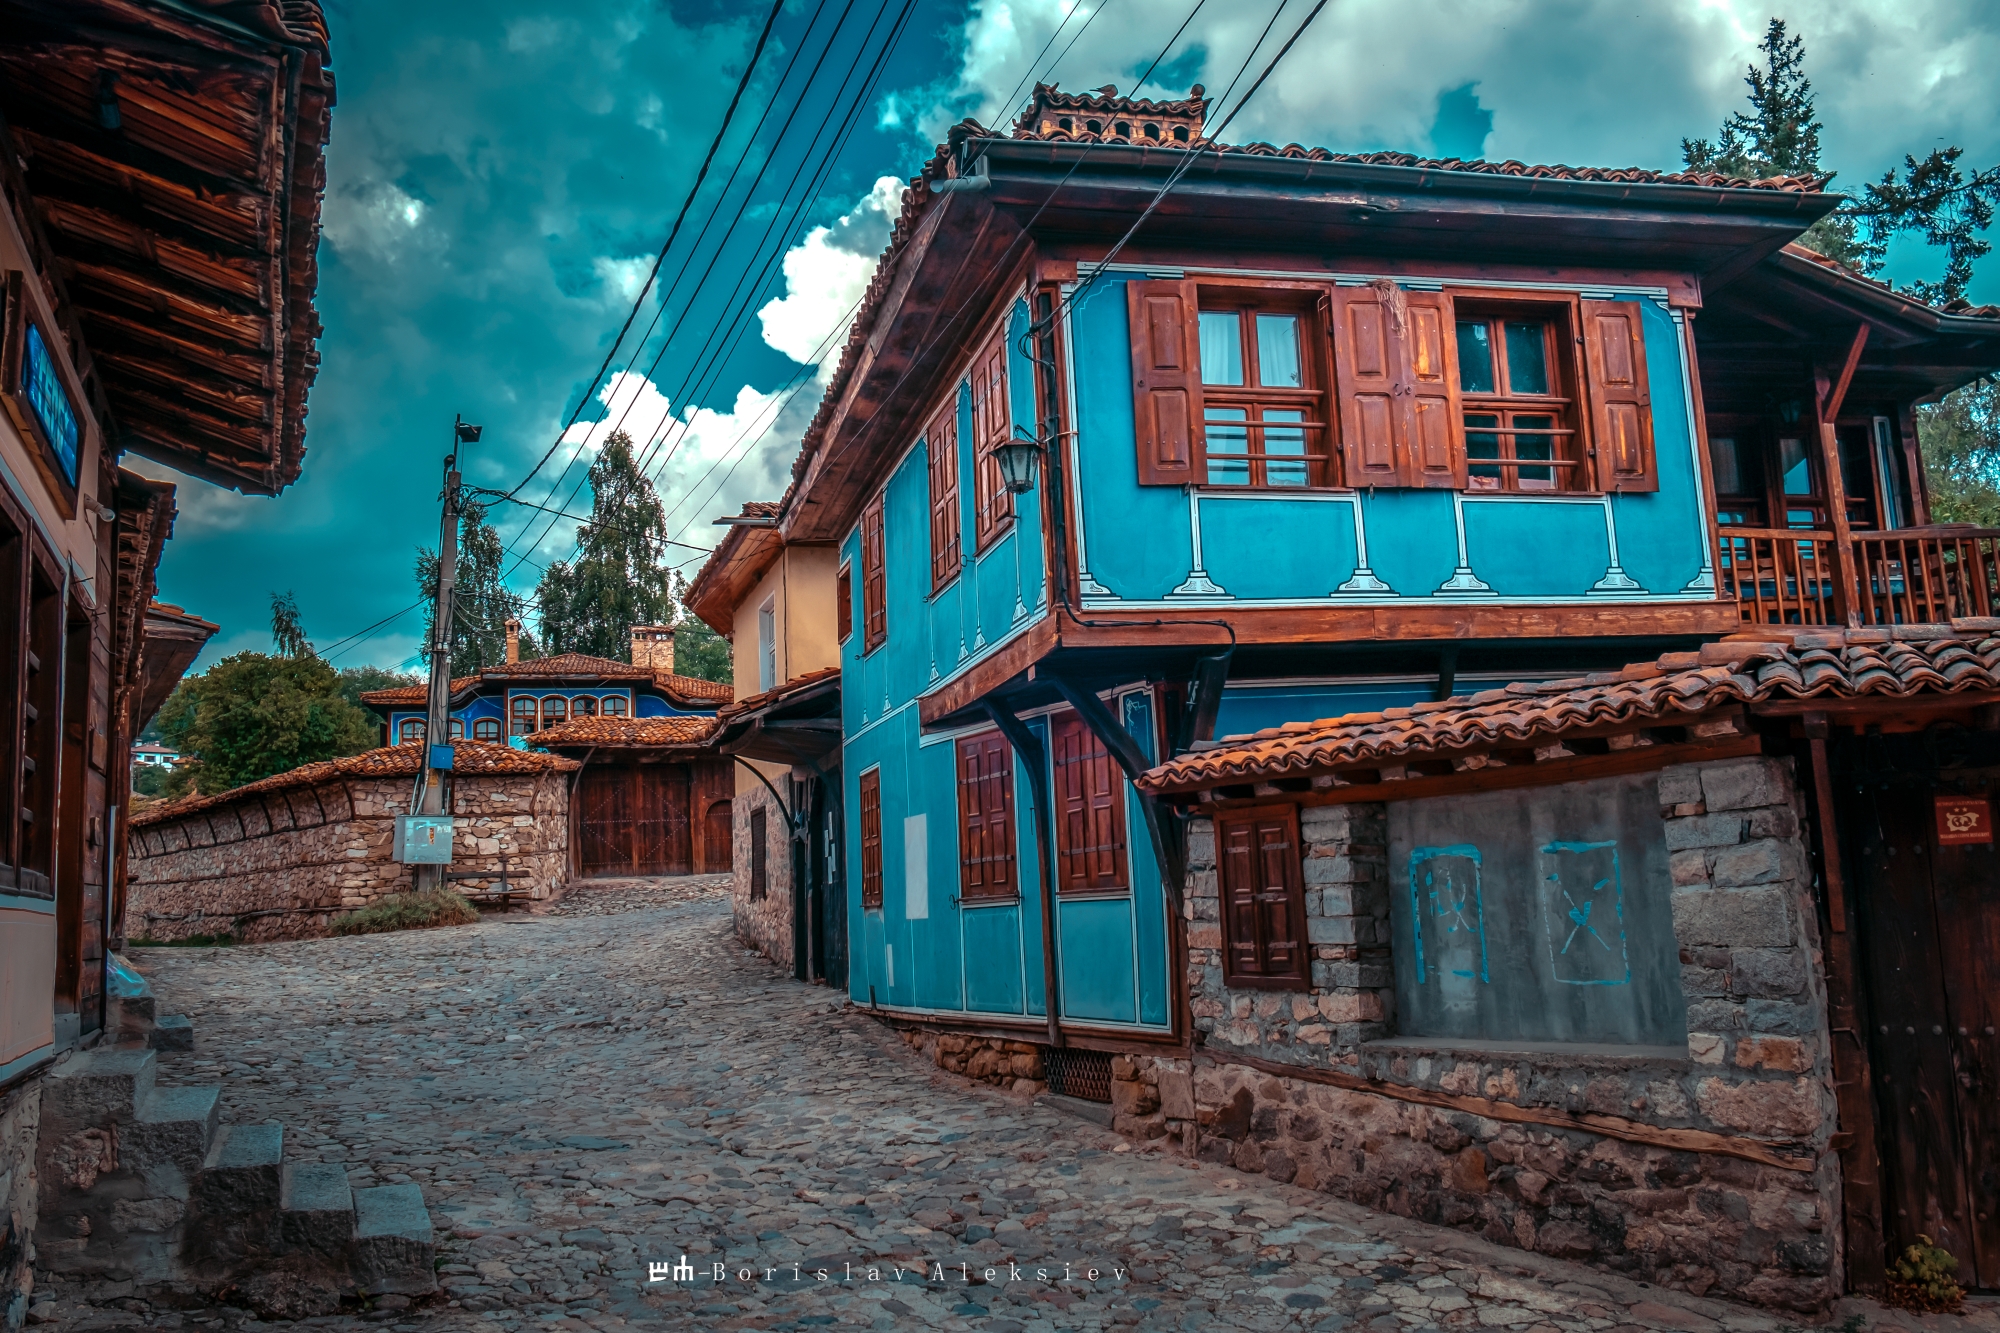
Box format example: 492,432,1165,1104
1085,118,1103,135
448,718,464,739
1058,117,1073,131
473,718,500,742
540,696,568,729
1173,125,1189,142
601,695,629,717
572,695,597,717
1114,120,1130,137
510,697,537,736
1144,122,1160,140
398,718,426,743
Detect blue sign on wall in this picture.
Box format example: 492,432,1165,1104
20,323,80,487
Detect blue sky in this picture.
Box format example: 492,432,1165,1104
132,0,2000,672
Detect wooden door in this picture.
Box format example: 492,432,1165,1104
577,766,630,877
703,800,732,873
1851,778,2000,1285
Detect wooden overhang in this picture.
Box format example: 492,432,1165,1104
709,667,841,768
0,0,333,496
684,502,783,637
1697,244,2000,411
132,599,217,731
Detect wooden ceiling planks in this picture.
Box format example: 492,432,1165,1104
0,0,331,496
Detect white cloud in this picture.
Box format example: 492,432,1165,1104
756,175,904,370
592,254,657,307
322,179,432,265
120,455,275,538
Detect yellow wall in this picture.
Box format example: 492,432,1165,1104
728,543,839,805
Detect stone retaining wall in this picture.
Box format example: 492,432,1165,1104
127,771,569,942
731,771,791,968
1147,757,1841,1312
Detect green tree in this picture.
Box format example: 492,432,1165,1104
1682,18,2000,302
154,652,378,797
1919,378,2000,527
131,764,167,797
270,590,313,657
335,665,422,713
534,431,676,660
416,501,532,673
668,570,731,684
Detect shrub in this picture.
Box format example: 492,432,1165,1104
1886,1235,1963,1312
329,890,479,936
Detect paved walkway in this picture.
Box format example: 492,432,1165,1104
43,877,2000,1332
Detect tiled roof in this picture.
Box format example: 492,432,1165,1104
654,672,734,704
129,741,578,828
1139,624,2000,793
715,666,841,723
360,677,473,707
529,715,718,749
357,660,732,709
484,653,653,679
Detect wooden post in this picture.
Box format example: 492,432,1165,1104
1817,325,1869,627
1804,715,1886,1291
983,700,1064,1048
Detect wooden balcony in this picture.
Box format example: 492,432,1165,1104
1718,525,2000,627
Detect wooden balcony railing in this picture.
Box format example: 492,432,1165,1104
1719,525,2000,627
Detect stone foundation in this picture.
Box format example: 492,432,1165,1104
731,773,791,968
128,765,571,943
896,1029,1046,1097
1,1074,41,1328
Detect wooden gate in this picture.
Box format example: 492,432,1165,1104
703,799,732,873
578,764,693,877
1844,749,2000,1288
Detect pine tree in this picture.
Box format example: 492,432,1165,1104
534,431,676,661
1682,18,1999,303
416,502,530,673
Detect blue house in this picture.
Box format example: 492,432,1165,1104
756,85,2000,1064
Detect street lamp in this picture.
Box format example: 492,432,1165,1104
993,426,1045,494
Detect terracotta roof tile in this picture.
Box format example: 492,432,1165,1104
715,666,841,723
130,741,578,828
529,715,717,748
1140,626,2000,792
360,677,473,707
358,659,731,709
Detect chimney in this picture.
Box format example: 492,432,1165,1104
630,624,675,674
504,618,521,664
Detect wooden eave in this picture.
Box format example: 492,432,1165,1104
685,521,783,636
780,190,1026,544
711,674,841,765
0,0,332,496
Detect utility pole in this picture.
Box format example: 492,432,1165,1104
414,414,481,891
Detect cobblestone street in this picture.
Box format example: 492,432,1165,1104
36,880,1998,1333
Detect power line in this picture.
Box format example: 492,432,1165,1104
500,0,788,503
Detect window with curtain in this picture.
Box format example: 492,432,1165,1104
1196,305,1327,488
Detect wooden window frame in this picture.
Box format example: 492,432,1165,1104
956,731,1017,902
859,767,883,911
1453,294,1588,495
398,718,426,743
600,694,629,717
1215,803,1311,991
510,696,537,736
1050,711,1128,895
473,718,501,742
1195,287,1334,490
836,562,853,643
539,695,568,729
927,400,962,590
860,496,886,653
749,806,768,901
970,332,1014,549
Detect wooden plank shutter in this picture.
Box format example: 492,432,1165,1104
836,564,852,642
927,403,961,590
859,768,883,910
1327,283,1404,487
1051,712,1128,893
1217,804,1308,989
970,336,1014,548
861,495,886,650
957,732,1015,900
1126,278,1205,486
1580,299,1658,492
1402,290,1464,488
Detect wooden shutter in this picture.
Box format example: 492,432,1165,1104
1580,299,1658,492
1051,712,1128,893
861,496,886,650
836,564,852,642
749,807,767,900
1126,278,1205,485
859,768,883,910
927,403,961,590
1402,290,1464,488
957,732,1016,900
1216,804,1308,989
970,336,1014,548
1329,281,1464,489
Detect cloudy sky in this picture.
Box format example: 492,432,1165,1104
137,0,2000,672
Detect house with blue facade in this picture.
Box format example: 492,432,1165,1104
749,84,2000,1091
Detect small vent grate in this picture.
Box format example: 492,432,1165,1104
1041,1045,1113,1103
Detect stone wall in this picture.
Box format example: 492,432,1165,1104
127,772,570,943
895,1028,1046,1096
731,773,791,968
1146,756,1841,1312
1,1075,40,1328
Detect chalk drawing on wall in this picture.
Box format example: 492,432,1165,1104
1539,839,1630,986
1409,845,1486,984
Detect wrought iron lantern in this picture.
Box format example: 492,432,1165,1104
993,427,1045,494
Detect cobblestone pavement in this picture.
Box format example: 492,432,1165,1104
46,882,1999,1333
537,874,733,918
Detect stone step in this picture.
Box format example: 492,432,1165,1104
41,1048,157,1132
150,1014,194,1051
352,1183,437,1296
280,1161,355,1258
198,1122,284,1211
124,1085,221,1179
